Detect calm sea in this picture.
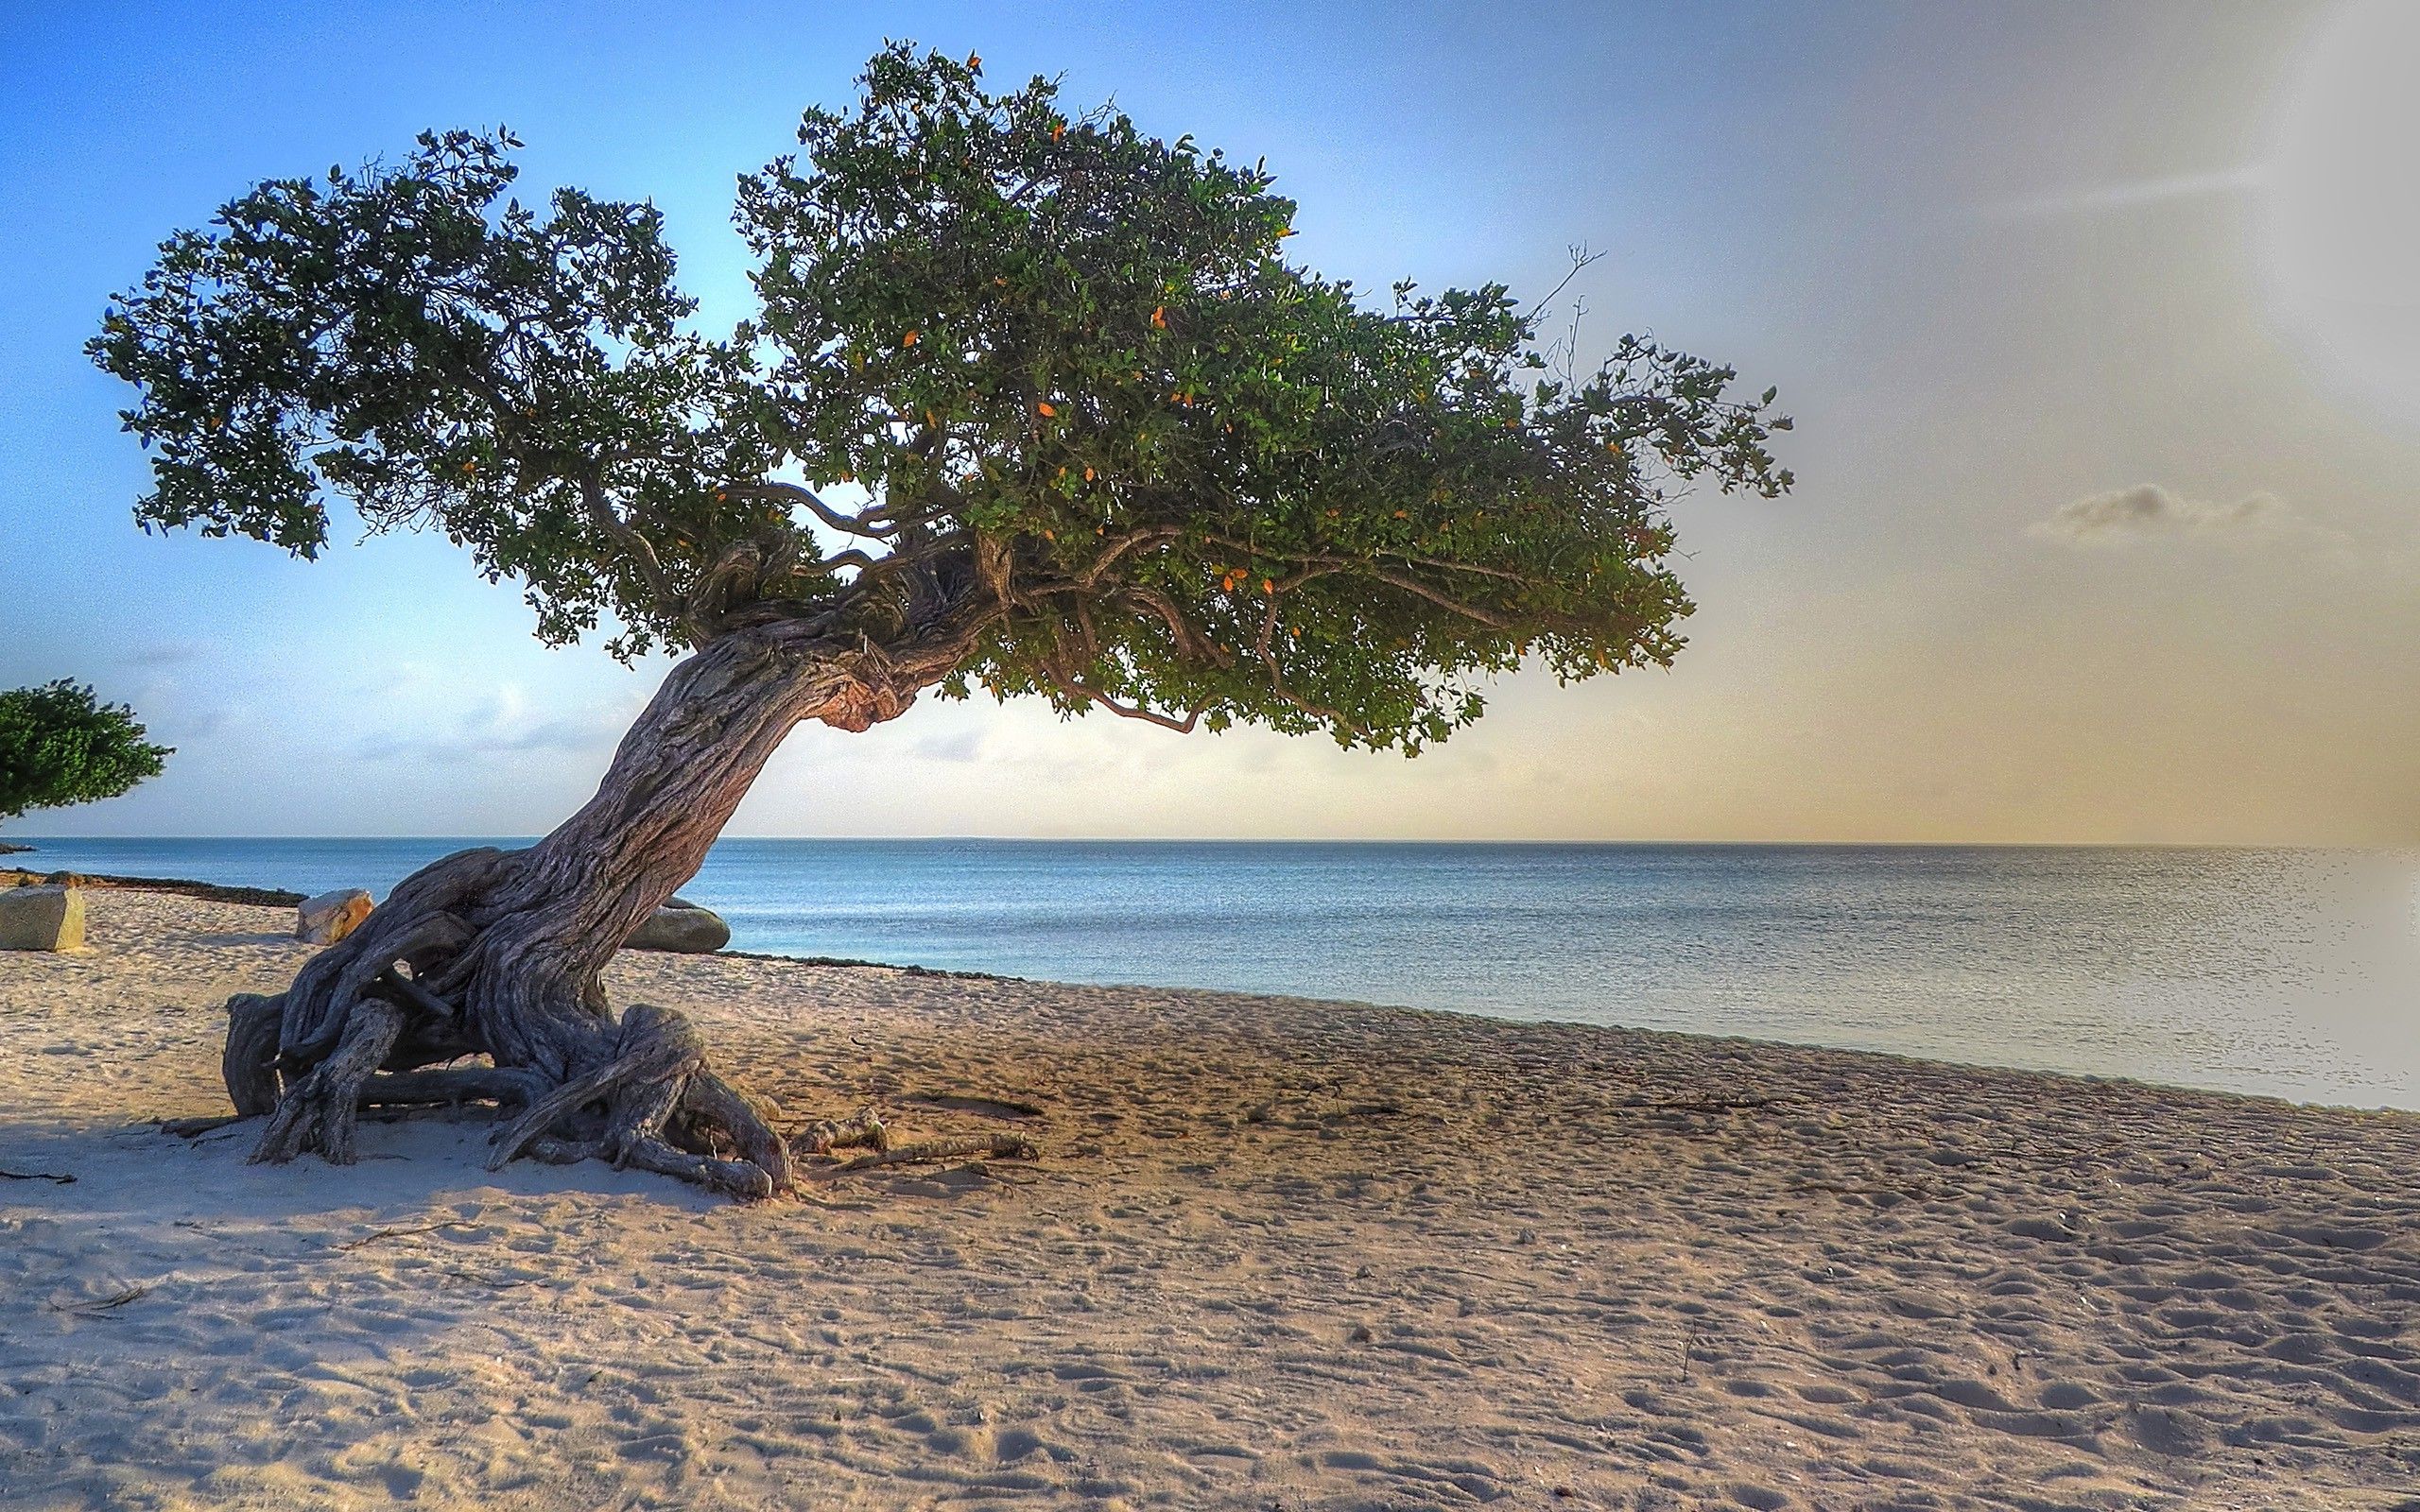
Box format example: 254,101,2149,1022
10,838,2417,1110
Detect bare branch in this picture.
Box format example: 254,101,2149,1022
1360,568,1518,628
1253,599,1371,740
579,478,692,640
724,479,899,540
1077,524,1186,589
1043,662,1204,732
1119,586,1234,667
1192,533,1521,629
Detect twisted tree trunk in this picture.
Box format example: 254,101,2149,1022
223,625,925,1198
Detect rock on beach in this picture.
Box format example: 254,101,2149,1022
295,887,373,945
0,883,84,951
625,897,731,954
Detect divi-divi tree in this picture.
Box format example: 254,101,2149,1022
92,47,1790,1196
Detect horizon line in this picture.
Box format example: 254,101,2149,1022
4,833,2374,852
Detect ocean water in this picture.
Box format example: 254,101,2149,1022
9,837,2417,1110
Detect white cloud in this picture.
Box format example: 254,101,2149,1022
1984,163,2264,220
354,683,627,765
2031,484,2291,545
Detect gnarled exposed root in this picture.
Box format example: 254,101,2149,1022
224,936,1030,1196
224,993,285,1117
474,1002,788,1202
250,998,404,1166
220,781,1073,1199
361,1066,550,1109
228,948,791,1198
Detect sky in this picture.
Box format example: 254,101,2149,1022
3,0,2415,844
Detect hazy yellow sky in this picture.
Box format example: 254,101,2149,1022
4,1,2414,843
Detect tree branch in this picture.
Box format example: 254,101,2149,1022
1253,599,1370,739
1193,533,1522,630
1077,525,1186,589
1042,662,1204,732
579,477,692,639
1118,586,1234,667
725,479,900,541
1358,568,1518,628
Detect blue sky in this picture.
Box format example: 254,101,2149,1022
6,1,2415,841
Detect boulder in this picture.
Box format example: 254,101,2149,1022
626,900,731,954
0,885,85,951
296,887,374,945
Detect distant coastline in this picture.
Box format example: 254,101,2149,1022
0,867,302,908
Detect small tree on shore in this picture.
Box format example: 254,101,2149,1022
90,47,1790,1196
0,680,172,833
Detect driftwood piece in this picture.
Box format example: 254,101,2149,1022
826,1133,1039,1175
795,1107,890,1156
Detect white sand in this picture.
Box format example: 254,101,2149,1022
2,888,2416,1510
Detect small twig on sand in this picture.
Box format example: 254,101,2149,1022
331,1221,473,1252
905,1092,1047,1120
155,1115,248,1139
1,1167,76,1184
823,1134,1038,1176
48,1283,151,1315
1609,1096,1800,1114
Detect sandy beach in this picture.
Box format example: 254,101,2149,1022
2,888,2415,1511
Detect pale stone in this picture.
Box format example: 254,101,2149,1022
627,902,731,954
0,885,84,951
296,888,373,945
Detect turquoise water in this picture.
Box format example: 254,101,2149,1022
9,837,2416,1109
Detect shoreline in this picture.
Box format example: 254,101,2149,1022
0,889,2415,1507
9,868,2412,1117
